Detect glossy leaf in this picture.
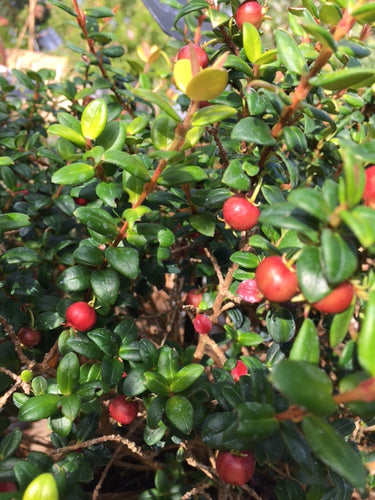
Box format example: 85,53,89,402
320,229,357,285
186,68,229,101
151,115,176,150
48,124,86,148
275,30,307,74
340,207,375,248
96,120,126,151
170,364,204,393
310,68,375,90
90,269,120,306
60,394,81,420
158,165,207,186
51,163,95,185
157,346,178,383
329,302,355,348
87,328,120,356
301,21,337,50
19,394,60,421
271,360,337,415
74,207,119,238
231,117,276,145
243,22,262,64
192,105,237,127
266,308,295,343
289,318,319,364
144,372,170,397
105,246,139,279
57,352,80,395
0,430,22,460
103,150,150,181
57,265,91,292
358,290,375,376
288,187,328,222
302,415,367,490
132,88,181,122
296,246,330,302
222,159,251,191
0,213,30,235
189,212,216,237
223,54,254,78
165,395,194,435
81,98,108,140
96,181,123,207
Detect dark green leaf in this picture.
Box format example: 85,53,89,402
275,30,307,74
266,308,295,343
222,159,250,191
165,395,194,435
340,207,375,248
231,117,276,145
74,207,119,238
170,364,204,393
158,165,207,186
189,212,216,237
19,395,60,421
289,318,319,364
57,352,80,395
0,430,22,459
296,246,330,302
90,269,120,306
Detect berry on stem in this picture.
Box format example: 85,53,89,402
109,395,138,425
230,360,248,382
18,326,41,348
223,194,260,231
255,255,298,302
235,1,263,30
185,289,203,308
65,301,97,331
176,43,209,68
193,314,212,334
312,281,354,314
216,450,256,485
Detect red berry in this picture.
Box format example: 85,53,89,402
185,289,203,308
363,165,375,209
176,43,209,68
230,360,248,382
312,281,354,314
255,256,298,302
193,314,212,334
237,279,263,303
0,482,17,492
235,1,263,30
109,395,138,425
65,302,97,331
223,194,260,231
216,450,256,485
74,197,88,206
18,327,41,348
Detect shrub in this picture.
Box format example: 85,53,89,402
0,0,374,498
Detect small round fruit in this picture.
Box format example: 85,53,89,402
216,450,256,485
230,360,248,382
255,255,298,302
312,281,354,314
237,278,263,303
74,197,88,206
65,302,96,331
176,43,209,68
18,327,41,348
193,314,212,334
223,194,260,231
363,165,375,209
185,289,203,308
109,395,138,425
22,473,58,500
235,1,263,30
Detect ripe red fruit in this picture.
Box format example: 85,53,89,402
312,281,354,314
0,482,17,492
185,289,203,308
109,395,138,425
18,326,41,348
255,255,298,302
176,43,209,68
193,314,212,334
74,197,88,206
230,360,248,382
65,302,97,331
235,1,263,30
216,450,256,485
363,165,375,209
223,194,260,231
237,279,263,303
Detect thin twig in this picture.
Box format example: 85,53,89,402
92,444,122,500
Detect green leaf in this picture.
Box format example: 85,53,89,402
151,115,175,150
192,105,237,127
157,346,178,383
222,159,250,191
342,150,366,208
266,308,295,343
144,372,170,397
50,415,72,438
358,290,375,376
90,269,120,306
19,394,60,421
122,367,146,396
170,364,204,393
22,473,58,500
351,2,375,23
96,121,126,151
230,251,259,268
275,30,307,75
132,88,181,122
340,207,375,248
60,394,81,420
0,156,14,166
296,246,330,302
339,372,375,419
165,395,194,435
309,68,375,91
105,247,139,279
57,265,91,293
1,247,40,264
103,150,150,181
236,402,278,441
271,360,337,415
320,229,357,285
189,212,216,237
0,213,30,235
81,98,108,140
0,430,22,459
300,21,337,50
288,187,328,222
57,352,80,395
66,332,104,360
282,126,308,153
51,163,95,185
84,6,114,17
243,22,262,64
96,181,123,207
75,207,119,238
158,165,207,186
302,415,367,490
329,302,355,348
223,54,253,78
48,124,86,148
101,355,124,386
231,117,276,145
88,328,120,357
289,318,319,364
237,332,264,347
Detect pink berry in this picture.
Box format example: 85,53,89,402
193,314,212,334
65,302,97,331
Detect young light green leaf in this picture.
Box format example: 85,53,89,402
275,30,307,75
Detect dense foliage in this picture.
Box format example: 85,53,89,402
0,0,374,498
